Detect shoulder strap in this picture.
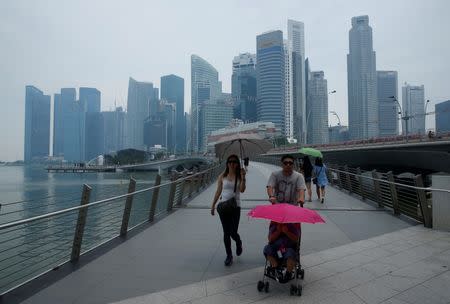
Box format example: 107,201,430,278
233,173,238,193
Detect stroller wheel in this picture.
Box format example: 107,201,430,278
290,284,297,296
296,284,302,296
257,280,264,292
264,281,269,293
300,269,305,280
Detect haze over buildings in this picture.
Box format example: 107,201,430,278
2,1,450,161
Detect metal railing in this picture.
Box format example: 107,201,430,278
0,162,224,296
255,155,450,229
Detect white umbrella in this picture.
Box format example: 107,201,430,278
214,133,273,161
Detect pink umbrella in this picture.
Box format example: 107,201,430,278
247,203,325,224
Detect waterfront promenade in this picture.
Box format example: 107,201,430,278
5,162,449,304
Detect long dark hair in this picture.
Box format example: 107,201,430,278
223,154,241,179
302,156,313,173
315,157,324,167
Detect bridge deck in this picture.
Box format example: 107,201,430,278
9,162,450,304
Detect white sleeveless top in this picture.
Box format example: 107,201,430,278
220,177,241,207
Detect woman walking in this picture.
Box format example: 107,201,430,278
211,154,246,266
301,156,313,202
313,157,328,203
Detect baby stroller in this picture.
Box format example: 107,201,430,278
257,233,304,296
248,203,325,296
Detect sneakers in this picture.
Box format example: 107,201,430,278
224,255,233,266
236,242,243,256
321,198,324,204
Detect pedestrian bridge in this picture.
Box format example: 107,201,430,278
1,159,449,304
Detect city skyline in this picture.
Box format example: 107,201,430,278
2,0,450,160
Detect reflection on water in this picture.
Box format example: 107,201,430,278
0,165,163,293
0,165,158,224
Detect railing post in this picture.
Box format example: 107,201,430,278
149,174,162,222
386,171,400,215
337,166,344,190
414,174,432,228
120,177,136,237
177,179,186,206
344,165,353,194
167,179,177,212
371,170,383,208
356,167,366,200
71,184,92,262
187,176,194,198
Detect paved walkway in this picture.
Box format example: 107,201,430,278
9,162,447,304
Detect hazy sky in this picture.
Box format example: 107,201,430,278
1,0,449,161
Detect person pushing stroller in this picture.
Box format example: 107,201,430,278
265,155,306,283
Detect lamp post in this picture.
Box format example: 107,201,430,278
389,96,413,142
330,111,341,126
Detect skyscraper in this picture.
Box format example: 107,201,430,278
402,84,425,135
231,53,257,123
80,87,103,161
435,100,450,133
24,86,50,162
307,71,329,144
126,77,153,150
256,30,285,134
377,71,398,137
53,88,85,162
201,101,233,151
191,55,220,153
102,107,126,154
347,15,378,139
161,74,185,153
284,40,294,139
288,19,306,143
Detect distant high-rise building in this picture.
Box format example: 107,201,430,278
126,77,153,150
284,40,294,139
53,88,85,162
288,19,306,143
402,84,425,135
347,15,378,139
191,55,220,153
80,87,103,161
161,74,185,153
79,87,100,113
307,71,329,144
435,100,450,133
102,107,126,154
200,101,233,152
256,30,285,134
53,93,63,157
231,53,257,123
377,71,398,137
24,86,50,162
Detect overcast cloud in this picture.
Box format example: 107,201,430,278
1,0,449,161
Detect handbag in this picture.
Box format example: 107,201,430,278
217,174,238,215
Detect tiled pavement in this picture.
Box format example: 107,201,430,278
112,225,450,304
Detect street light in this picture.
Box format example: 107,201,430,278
330,111,341,126
389,96,413,142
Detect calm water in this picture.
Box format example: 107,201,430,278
0,165,160,224
0,165,172,293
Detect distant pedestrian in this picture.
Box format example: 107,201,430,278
301,156,313,202
313,158,328,203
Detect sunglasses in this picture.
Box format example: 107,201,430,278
283,161,294,166
227,160,239,164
